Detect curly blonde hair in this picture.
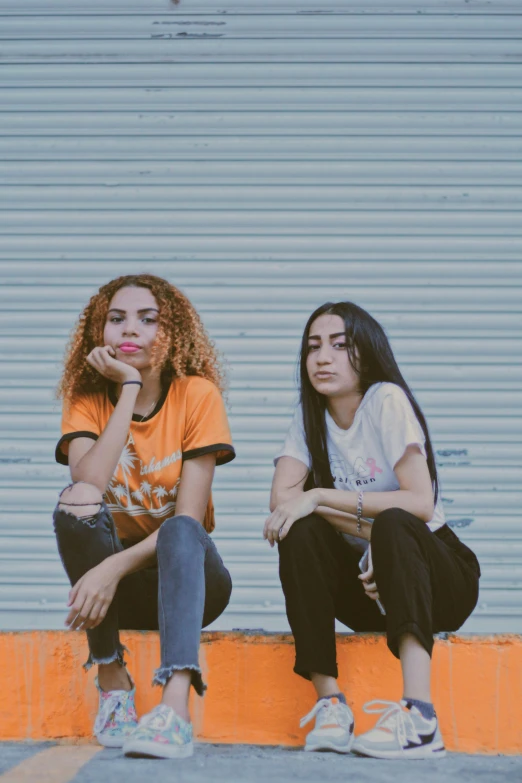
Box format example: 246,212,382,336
58,274,226,404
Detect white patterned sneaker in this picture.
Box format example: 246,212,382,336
123,704,194,759
93,676,138,748
352,699,446,759
300,696,355,753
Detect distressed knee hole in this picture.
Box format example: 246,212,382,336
58,482,103,519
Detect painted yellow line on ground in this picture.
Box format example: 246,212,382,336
0,745,102,783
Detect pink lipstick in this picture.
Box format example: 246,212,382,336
119,343,141,354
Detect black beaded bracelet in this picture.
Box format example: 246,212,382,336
122,380,143,389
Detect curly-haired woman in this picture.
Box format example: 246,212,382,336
54,274,234,759
264,302,480,760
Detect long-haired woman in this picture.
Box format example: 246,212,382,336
264,301,480,759
54,274,234,759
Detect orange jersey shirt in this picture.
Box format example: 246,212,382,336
56,376,234,541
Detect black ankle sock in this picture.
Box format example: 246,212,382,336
318,692,347,705
404,698,435,720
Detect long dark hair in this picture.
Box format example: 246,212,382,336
299,301,439,503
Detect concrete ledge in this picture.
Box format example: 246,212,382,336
1,631,520,754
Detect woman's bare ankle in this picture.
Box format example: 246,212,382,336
97,661,132,692
161,670,191,723
310,672,341,700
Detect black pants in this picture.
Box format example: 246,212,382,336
278,508,480,681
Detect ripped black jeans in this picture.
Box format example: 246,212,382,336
53,500,232,695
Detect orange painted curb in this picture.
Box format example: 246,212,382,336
1,631,521,754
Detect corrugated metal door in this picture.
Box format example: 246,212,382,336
0,1,521,632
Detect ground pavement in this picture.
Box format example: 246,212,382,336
1,742,521,783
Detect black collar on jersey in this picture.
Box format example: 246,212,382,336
108,381,170,423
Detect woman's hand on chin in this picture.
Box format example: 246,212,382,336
263,489,320,547
86,345,142,385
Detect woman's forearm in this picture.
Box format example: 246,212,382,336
313,487,434,524
316,505,372,541
111,529,159,578
71,383,140,492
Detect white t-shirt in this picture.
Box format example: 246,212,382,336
274,382,445,540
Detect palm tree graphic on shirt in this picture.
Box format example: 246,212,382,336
140,480,152,499
113,484,127,503
169,479,180,500
153,485,168,504
107,442,181,517
117,444,138,509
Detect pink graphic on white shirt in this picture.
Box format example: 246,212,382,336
340,455,384,487
365,457,383,479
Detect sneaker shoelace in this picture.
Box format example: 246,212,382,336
300,698,351,730
362,700,419,747
94,690,132,735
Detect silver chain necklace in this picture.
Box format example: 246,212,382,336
134,396,158,423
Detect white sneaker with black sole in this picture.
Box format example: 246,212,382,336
352,699,446,759
300,696,355,753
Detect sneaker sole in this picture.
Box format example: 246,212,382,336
123,739,194,759
95,734,129,749
304,736,354,754
352,743,446,760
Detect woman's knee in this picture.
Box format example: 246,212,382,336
371,507,421,550
157,514,203,552
56,482,103,520
279,513,330,557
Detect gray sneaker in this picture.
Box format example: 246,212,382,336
352,699,446,759
300,696,355,753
